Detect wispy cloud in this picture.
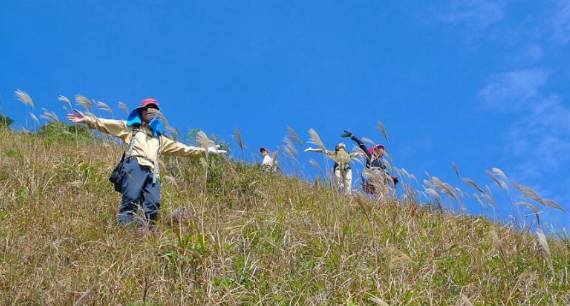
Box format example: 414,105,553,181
480,71,570,180
479,69,550,112
434,0,570,50
508,120,570,178
437,0,570,222
551,0,570,45
510,44,543,63
437,0,505,30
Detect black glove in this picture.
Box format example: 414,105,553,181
341,130,353,138
392,176,399,185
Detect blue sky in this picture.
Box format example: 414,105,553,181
1,0,569,231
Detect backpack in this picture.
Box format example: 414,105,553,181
109,129,139,192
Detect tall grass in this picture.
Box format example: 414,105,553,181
2,90,569,304
0,127,568,304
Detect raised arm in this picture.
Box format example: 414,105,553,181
67,109,130,141
341,130,370,159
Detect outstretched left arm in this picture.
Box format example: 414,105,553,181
305,147,333,155
350,151,365,159
160,136,225,157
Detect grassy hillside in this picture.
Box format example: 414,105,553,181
0,128,568,305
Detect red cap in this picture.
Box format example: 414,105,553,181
369,144,385,155
141,98,160,110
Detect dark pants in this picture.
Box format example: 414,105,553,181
119,158,160,226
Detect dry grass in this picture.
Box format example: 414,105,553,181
376,121,389,143
308,128,326,151
117,102,129,115
0,128,569,305
95,101,113,114
75,94,93,111
15,89,34,108
232,128,245,157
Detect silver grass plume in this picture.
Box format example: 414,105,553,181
424,187,440,200
165,126,179,139
84,111,96,118
431,176,459,200
399,168,417,182
286,126,302,146
463,177,484,193
513,182,566,212
283,137,299,157
96,101,113,114
40,108,59,122
491,167,508,180
451,161,461,179
58,95,71,112
481,186,496,207
486,170,509,190
368,294,389,306
117,101,129,114
308,159,322,172
147,109,174,138
196,131,215,156
361,137,376,146
536,229,554,272
30,113,39,124
376,121,389,142
460,294,475,306
271,150,279,163
514,201,541,224
75,95,93,110
233,128,245,154
282,145,297,161
15,89,34,108
473,193,486,208
308,128,326,151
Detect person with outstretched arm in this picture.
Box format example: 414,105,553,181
341,130,398,194
305,142,359,195
67,98,226,226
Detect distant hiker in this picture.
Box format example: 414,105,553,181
67,98,226,226
342,130,398,195
259,147,278,172
305,142,359,195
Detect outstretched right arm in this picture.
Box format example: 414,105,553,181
342,130,370,158
67,109,130,141
304,147,324,153
305,147,334,157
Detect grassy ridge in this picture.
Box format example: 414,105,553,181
0,128,568,305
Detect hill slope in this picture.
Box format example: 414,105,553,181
0,128,568,304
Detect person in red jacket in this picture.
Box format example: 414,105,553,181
342,130,398,195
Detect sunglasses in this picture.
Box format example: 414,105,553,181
143,105,159,111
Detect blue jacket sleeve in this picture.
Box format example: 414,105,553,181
351,135,371,159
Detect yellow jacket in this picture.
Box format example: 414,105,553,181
85,116,206,170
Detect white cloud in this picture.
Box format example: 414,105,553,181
511,44,543,63
438,0,505,30
479,69,550,112
500,93,570,180
479,68,570,181
527,96,570,132
551,0,570,45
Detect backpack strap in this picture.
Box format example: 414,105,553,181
151,136,161,183
124,128,140,159
123,128,162,183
